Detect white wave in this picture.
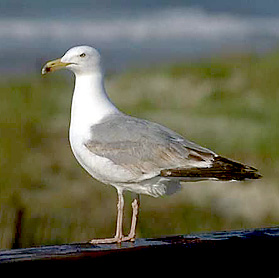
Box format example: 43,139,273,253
1,7,279,43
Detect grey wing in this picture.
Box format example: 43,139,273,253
85,114,216,178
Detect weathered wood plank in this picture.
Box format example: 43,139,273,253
1,227,279,276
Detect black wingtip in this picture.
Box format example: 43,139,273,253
213,156,262,181
160,156,262,181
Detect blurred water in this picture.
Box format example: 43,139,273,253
0,1,279,74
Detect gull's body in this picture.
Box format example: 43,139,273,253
42,46,261,244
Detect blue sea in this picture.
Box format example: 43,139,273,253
1,0,279,74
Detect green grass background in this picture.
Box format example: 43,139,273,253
0,51,278,248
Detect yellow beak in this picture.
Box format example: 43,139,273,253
41,58,71,75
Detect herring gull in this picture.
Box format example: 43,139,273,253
42,45,261,244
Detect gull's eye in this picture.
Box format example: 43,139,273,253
80,53,86,58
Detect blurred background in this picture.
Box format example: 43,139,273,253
0,0,279,248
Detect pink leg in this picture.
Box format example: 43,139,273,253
90,188,124,244
89,191,140,244
123,194,140,242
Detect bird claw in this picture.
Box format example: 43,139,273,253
89,235,135,245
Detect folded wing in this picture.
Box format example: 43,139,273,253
85,113,261,182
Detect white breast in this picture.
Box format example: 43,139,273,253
69,126,137,185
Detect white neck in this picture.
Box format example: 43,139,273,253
70,72,119,131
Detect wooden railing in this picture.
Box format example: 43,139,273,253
0,227,279,276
